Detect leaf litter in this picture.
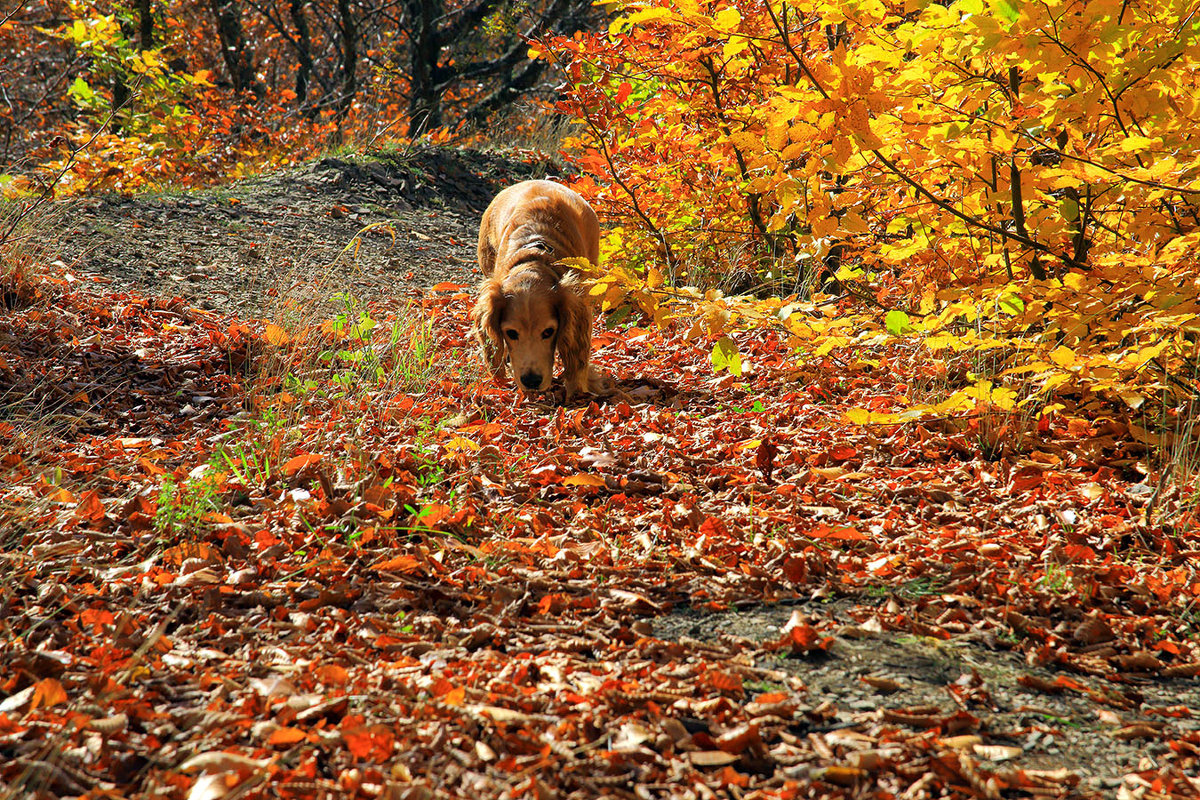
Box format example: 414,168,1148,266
3,154,1200,800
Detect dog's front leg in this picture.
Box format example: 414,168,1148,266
558,290,592,401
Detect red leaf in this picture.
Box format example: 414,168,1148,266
829,444,857,462
74,490,106,523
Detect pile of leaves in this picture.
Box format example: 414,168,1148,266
3,270,1200,798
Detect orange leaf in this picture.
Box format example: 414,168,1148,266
264,323,291,346
74,490,105,522
80,608,114,633
281,453,321,475
373,554,423,573
268,727,307,745
416,503,451,526
706,670,743,693
316,664,350,686
31,678,68,710
138,457,165,476
810,523,867,541
563,473,607,487
47,487,76,504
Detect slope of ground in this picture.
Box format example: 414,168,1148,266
51,147,563,319
2,149,1199,800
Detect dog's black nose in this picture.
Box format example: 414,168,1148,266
520,372,543,390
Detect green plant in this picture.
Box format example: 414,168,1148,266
311,293,440,398
154,467,223,538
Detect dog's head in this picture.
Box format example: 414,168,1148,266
472,270,591,393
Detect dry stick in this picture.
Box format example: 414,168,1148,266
764,4,1087,274
1006,67,1047,280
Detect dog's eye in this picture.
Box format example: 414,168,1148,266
541,327,555,340
505,330,519,340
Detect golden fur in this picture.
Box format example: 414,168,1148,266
472,180,607,400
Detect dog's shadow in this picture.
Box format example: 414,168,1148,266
529,375,682,409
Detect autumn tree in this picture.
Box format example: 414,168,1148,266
542,0,1200,430
1,0,605,192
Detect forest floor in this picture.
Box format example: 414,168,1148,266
2,147,1199,800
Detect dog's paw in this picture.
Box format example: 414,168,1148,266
583,369,630,402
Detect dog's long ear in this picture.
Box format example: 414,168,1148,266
471,278,507,378
556,283,592,390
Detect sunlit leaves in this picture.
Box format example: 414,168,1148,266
711,336,743,376
542,0,1200,435
884,310,913,337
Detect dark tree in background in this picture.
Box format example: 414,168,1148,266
396,0,599,136
237,0,602,133
210,0,262,97
0,0,603,170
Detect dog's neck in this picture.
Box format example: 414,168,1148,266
499,258,561,295
497,241,567,286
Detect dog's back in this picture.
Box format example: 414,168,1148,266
478,180,600,279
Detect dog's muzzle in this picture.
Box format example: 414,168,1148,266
520,372,544,391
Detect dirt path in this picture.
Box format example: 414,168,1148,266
52,147,563,319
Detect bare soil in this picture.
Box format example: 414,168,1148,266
51,146,565,320
655,600,1195,793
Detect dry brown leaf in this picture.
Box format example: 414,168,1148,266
972,743,1022,761
940,735,982,751
860,675,903,693
186,773,231,800
178,753,271,774
687,750,740,767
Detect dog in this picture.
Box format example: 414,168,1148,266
472,180,612,400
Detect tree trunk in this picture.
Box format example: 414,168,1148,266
406,0,442,136
335,0,358,123
111,0,154,134
290,0,315,112
209,0,258,96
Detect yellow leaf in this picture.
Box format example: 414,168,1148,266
845,408,871,425
613,6,672,33
443,436,480,452
1048,346,1076,367
723,37,749,59
713,7,741,31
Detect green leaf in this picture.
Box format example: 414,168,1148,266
711,336,743,376
885,310,913,336
997,292,1025,315
994,0,1020,22
68,76,95,103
